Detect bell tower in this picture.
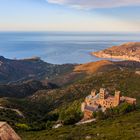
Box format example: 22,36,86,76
99,88,106,100
114,91,121,106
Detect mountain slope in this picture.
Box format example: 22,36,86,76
0,56,140,139
0,80,57,98
18,69,140,140
0,68,140,139
0,56,74,84
74,60,140,74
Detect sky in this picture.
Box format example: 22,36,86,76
0,0,140,32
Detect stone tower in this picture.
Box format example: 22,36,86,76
99,88,106,100
91,89,96,97
114,91,121,106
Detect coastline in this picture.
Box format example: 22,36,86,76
92,42,140,62
92,52,140,62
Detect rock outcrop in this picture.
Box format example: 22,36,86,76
0,122,21,140
92,42,140,62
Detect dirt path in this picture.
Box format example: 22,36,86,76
76,119,96,125
0,106,25,118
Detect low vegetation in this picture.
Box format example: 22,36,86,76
93,103,136,120
19,110,140,140
0,67,140,139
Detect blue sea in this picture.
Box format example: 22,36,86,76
0,32,140,64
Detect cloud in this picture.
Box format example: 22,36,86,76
47,0,140,9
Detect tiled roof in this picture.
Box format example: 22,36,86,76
85,105,98,112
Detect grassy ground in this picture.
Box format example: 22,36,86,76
19,110,140,140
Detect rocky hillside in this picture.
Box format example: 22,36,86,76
0,56,74,84
92,42,140,62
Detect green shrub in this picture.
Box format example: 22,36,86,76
63,112,82,125
105,103,136,118
42,112,59,122
46,121,54,129
96,110,106,120
16,123,31,130
29,122,46,131
92,111,97,118
118,103,136,115
59,101,83,125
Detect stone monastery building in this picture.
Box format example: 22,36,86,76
81,88,136,120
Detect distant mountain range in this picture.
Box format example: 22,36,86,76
0,56,74,84
92,42,140,62
1,42,140,85
0,54,140,85
0,57,140,99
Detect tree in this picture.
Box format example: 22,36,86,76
119,103,135,115
59,101,83,125
96,110,106,120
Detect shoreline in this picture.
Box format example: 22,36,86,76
92,52,140,62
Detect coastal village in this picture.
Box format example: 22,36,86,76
81,88,136,120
